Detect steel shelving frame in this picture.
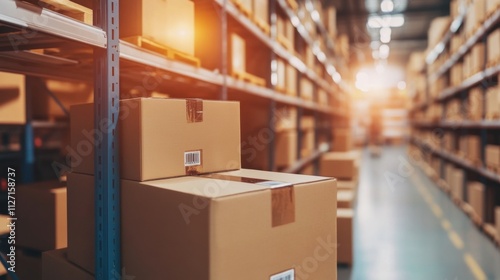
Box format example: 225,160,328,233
0,0,349,276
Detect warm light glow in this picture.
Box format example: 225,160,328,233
380,27,391,43
379,44,390,59
376,63,385,73
311,10,320,21
381,0,394,13
372,50,379,59
370,41,380,50
398,81,406,90
367,14,405,28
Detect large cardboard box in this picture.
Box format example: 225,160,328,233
337,190,354,209
42,249,93,280
467,135,481,164
0,72,26,124
486,144,500,169
487,29,500,65
487,0,500,15
275,130,298,167
486,86,500,118
469,87,484,121
300,77,314,101
120,0,195,55
277,16,294,50
286,64,297,96
428,16,451,48
325,6,337,38
301,129,315,158
337,209,353,265
32,79,93,119
231,33,246,74
71,98,241,181
333,128,353,152
14,249,42,280
451,169,464,201
17,181,67,251
253,0,269,31
468,181,485,223
471,43,485,74
67,169,338,279
320,151,360,180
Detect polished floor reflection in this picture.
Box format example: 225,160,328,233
338,146,500,280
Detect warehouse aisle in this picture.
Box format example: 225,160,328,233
341,146,500,280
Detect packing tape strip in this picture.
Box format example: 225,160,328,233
200,173,295,227
186,99,203,123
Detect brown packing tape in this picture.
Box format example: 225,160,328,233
200,174,295,227
186,99,203,123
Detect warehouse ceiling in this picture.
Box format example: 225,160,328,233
327,0,450,70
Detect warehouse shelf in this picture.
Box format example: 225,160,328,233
426,11,465,66
0,0,106,48
304,0,335,53
428,8,500,83
411,137,500,184
439,64,500,101
412,120,500,129
283,144,329,174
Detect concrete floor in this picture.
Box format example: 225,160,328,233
338,146,500,280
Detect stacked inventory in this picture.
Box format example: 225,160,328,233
409,0,500,244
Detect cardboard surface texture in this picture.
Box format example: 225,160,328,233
337,208,353,265
67,169,337,279
486,145,500,168
333,128,353,152
275,130,298,167
17,181,67,251
71,98,241,181
468,181,485,223
320,151,360,180
0,72,26,124
43,249,94,280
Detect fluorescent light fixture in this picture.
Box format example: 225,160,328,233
381,0,394,12
372,50,379,59
397,81,406,90
370,41,380,50
317,52,326,62
327,65,336,75
311,11,320,22
333,72,342,83
291,16,300,27
305,1,314,11
367,14,404,28
380,27,391,43
289,56,307,73
379,44,390,59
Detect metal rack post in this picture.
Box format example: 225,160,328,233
93,0,120,279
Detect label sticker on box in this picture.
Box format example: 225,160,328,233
184,150,201,167
270,269,294,280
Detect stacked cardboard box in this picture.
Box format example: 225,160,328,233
16,181,68,280
0,72,26,124
485,144,500,172
467,135,482,164
337,209,353,265
469,87,484,120
300,77,314,101
428,16,451,49
300,116,315,158
468,181,485,223
471,42,485,75
277,15,295,51
487,29,500,65
451,169,464,201
286,64,298,97
450,63,463,87
324,6,337,39
320,151,360,181
68,98,338,279
486,86,500,119
332,128,353,152
275,108,298,168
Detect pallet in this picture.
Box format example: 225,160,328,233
277,35,294,51
254,17,270,35
286,0,299,11
231,70,266,87
37,0,92,25
231,0,252,18
122,36,201,67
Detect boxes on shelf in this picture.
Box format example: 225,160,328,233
229,33,266,86
473,0,487,28
446,98,461,121
17,181,67,252
487,29,500,66
300,77,314,101
467,135,481,164
300,116,315,158
486,86,500,119
337,190,354,209
450,34,462,54
450,63,462,87
67,169,338,278
15,249,42,280
230,0,252,16
469,87,484,121
468,181,485,223
451,168,464,201
428,16,451,49
24,0,92,24
275,130,298,168
71,98,241,181
325,6,337,39
0,72,26,124
337,209,353,265
277,16,294,51
459,136,468,158
471,42,485,75
286,64,297,96
337,34,350,59
33,79,93,120
485,144,500,172
332,128,353,152
487,0,500,15
444,163,454,192
42,249,93,280
318,89,328,105
320,151,360,180
120,0,195,56
253,0,269,34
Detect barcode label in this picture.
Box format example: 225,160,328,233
270,269,294,280
184,150,201,167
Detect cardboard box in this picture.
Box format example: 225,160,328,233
277,16,294,49
120,0,195,55
337,209,353,265
14,249,42,280
487,0,500,15
286,64,297,96
275,106,297,131
253,0,269,30
301,164,315,175
275,130,298,167
333,128,353,152
487,29,500,64
17,181,67,251
318,89,328,105
301,129,315,158
467,135,481,163
300,77,314,101
428,16,450,48
0,72,26,124
486,86,500,118
71,98,241,181
42,249,93,280
231,33,246,74
471,43,485,74
468,181,485,223
320,151,360,180
337,190,354,209
67,169,338,279
486,144,500,168
325,6,336,38
32,79,93,119
337,180,358,191
451,169,464,201
474,0,486,26
469,87,484,121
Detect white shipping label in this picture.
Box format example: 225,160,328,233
184,150,201,167
270,269,295,280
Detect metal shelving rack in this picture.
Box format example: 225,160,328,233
410,3,500,225
0,0,349,276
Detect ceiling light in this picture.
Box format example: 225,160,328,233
372,50,379,59
311,10,320,21
370,41,380,50
380,27,391,43
379,44,390,59
381,0,394,13
397,81,406,90
367,14,405,28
